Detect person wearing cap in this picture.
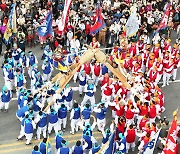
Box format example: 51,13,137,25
138,133,151,153
35,111,47,140
124,124,136,153
147,66,159,85
89,142,101,154
14,68,26,97
19,51,27,69
82,131,97,153
101,78,113,102
24,114,36,145
171,53,180,81
81,79,96,107
26,51,38,77
57,139,72,154
32,145,42,154
152,44,163,59
42,45,53,60
30,66,39,90
17,88,25,109
72,140,88,154
0,85,11,112
4,64,14,92
42,57,53,82
93,101,108,132
39,138,51,154
58,103,69,131
81,62,91,77
78,70,88,97
81,103,92,126
64,84,73,110
129,42,139,57
114,133,126,154
48,108,59,135
101,128,112,146
12,43,21,66
55,130,64,153
70,103,81,135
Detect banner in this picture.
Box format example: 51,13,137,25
58,0,72,32
142,128,161,154
3,3,17,44
37,11,52,37
163,110,178,154
124,5,139,37
90,2,106,35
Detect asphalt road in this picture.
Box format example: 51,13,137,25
0,31,179,154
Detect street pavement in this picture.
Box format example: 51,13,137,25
0,31,179,154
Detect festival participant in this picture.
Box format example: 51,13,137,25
91,61,101,86
0,85,11,112
90,37,100,48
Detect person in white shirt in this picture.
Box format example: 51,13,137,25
66,29,74,50
70,36,80,54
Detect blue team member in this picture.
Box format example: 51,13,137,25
0,85,11,112
27,51,38,78
4,64,14,92
55,130,64,153
48,108,59,134
42,58,53,82
70,103,81,135
32,145,42,154
102,128,111,145
17,88,25,109
78,70,88,97
17,116,26,141
39,138,48,154
72,140,88,154
35,111,47,140
16,103,31,121
64,84,73,109
114,133,126,154
81,103,92,126
24,114,36,145
19,51,27,69
12,43,21,66
58,103,69,131
81,79,96,107
57,140,72,154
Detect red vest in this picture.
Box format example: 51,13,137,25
139,106,148,116
129,46,137,56
149,70,158,82
126,129,136,143
153,47,160,58
84,63,91,75
113,83,120,94
101,77,109,86
147,60,154,69
149,106,156,118
117,122,125,134
116,106,125,116
94,64,100,76
142,137,150,147
125,108,134,119
139,119,148,130
104,85,112,96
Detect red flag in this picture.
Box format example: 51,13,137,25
58,0,72,33
163,110,178,154
90,3,106,35
157,4,170,31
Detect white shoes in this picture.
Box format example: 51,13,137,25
162,84,166,87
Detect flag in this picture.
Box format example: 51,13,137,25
3,3,17,44
153,4,170,36
46,138,52,154
37,11,52,37
58,0,72,32
142,128,161,154
90,2,106,35
97,131,115,154
163,110,178,154
124,5,139,38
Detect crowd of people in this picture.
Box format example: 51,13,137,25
0,0,180,154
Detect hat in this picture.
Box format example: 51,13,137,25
2,86,7,92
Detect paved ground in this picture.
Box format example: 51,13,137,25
0,31,179,154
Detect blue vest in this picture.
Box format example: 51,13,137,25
96,107,107,120
16,106,29,118
1,91,10,102
68,56,72,64
20,56,26,66
13,50,20,60
79,75,86,86
43,62,51,74
38,114,47,128
119,138,126,153
60,147,70,154
83,128,92,136
24,119,33,134
19,96,27,108
83,135,92,149
92,146,101,154
73,107,80,119
56,135,63,149
102,133,111,144
8,59,14,67
40,142,46,154
74,146,83,154
65,89,73,102
32,150,42,154
21,118,26,126
49,112,58,124
17,93,23,106
82,108,91,120
102,65,108,75
33,99,41,112
86,85,94,97
7,70,14,79
29,55,36,66
58,107,67,119
16,75,24,87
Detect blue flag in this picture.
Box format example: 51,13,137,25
37,11,52,37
